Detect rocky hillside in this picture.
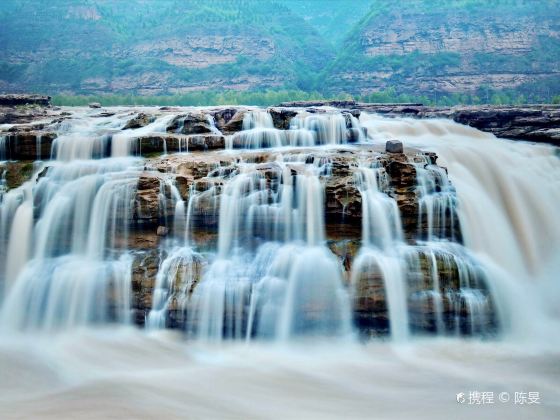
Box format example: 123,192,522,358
0,0,332,94
0,0,559,101
327,0,560,99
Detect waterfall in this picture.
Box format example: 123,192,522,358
361,114,560,339
0,109,145,330
186,155,351,341
414,155,460,241
0,159,140,330
350,161,410,340
1,135,8,161
112,114,175,157
0,106,557,343
146,246,202,329
228,110,354,149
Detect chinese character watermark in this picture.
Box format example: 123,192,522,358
456,391,540,405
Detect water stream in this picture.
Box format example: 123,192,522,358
0,107,558,418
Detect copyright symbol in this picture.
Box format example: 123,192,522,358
499,392,510,402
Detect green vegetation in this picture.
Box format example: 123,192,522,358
52,90,338,107
52,88,544,107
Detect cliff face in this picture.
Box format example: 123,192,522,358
0,0,331,94
328,1,560,97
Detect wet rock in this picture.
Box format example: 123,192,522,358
221,110,246,134
156,226,169,236
1,160,35,190
174,175,191,200
93,111,116,118
88,102,102,109
0,94,51,107
0,105,51,124
185,134,225,151
167,112,213,135
386,140,403,153
134,133,225,155
1,131,57,160
209,108,239,131
134,173,162,224
353,103,560,147
268,108,298,129
131,250,162,325
277,100,359,108
123,112,155,130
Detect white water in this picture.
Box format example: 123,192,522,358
185,155,351,342
0,110,144,330
0,135,7,161
0,329,558,419
360,114,560,340
0,107,558,418
228,110,354,148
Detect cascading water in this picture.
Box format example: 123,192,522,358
184,155,351,341
350,160,411,340
0,105,558,419
0,109,145,330
0,106,557,342
360,114,560,339
228,110,357,148
0,135,7,161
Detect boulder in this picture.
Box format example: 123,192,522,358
221,110,246,134
167,113,213,134
156,226,169,236
88,102,102,109
386,140,403,153
268,108,298,129
123,113,155,130
209,108,238,132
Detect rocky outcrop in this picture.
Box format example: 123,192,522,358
269,108,298,130
124,146,491,334
0,160,36,190
328,2,560,97
219,110,246,134
0,94,51,107
133,36,275,69
134,146,451,244
0,105,52,125
0,129,57,160
442,106,560,145
132,133,225,155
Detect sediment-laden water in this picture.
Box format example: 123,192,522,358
0,106,558,418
